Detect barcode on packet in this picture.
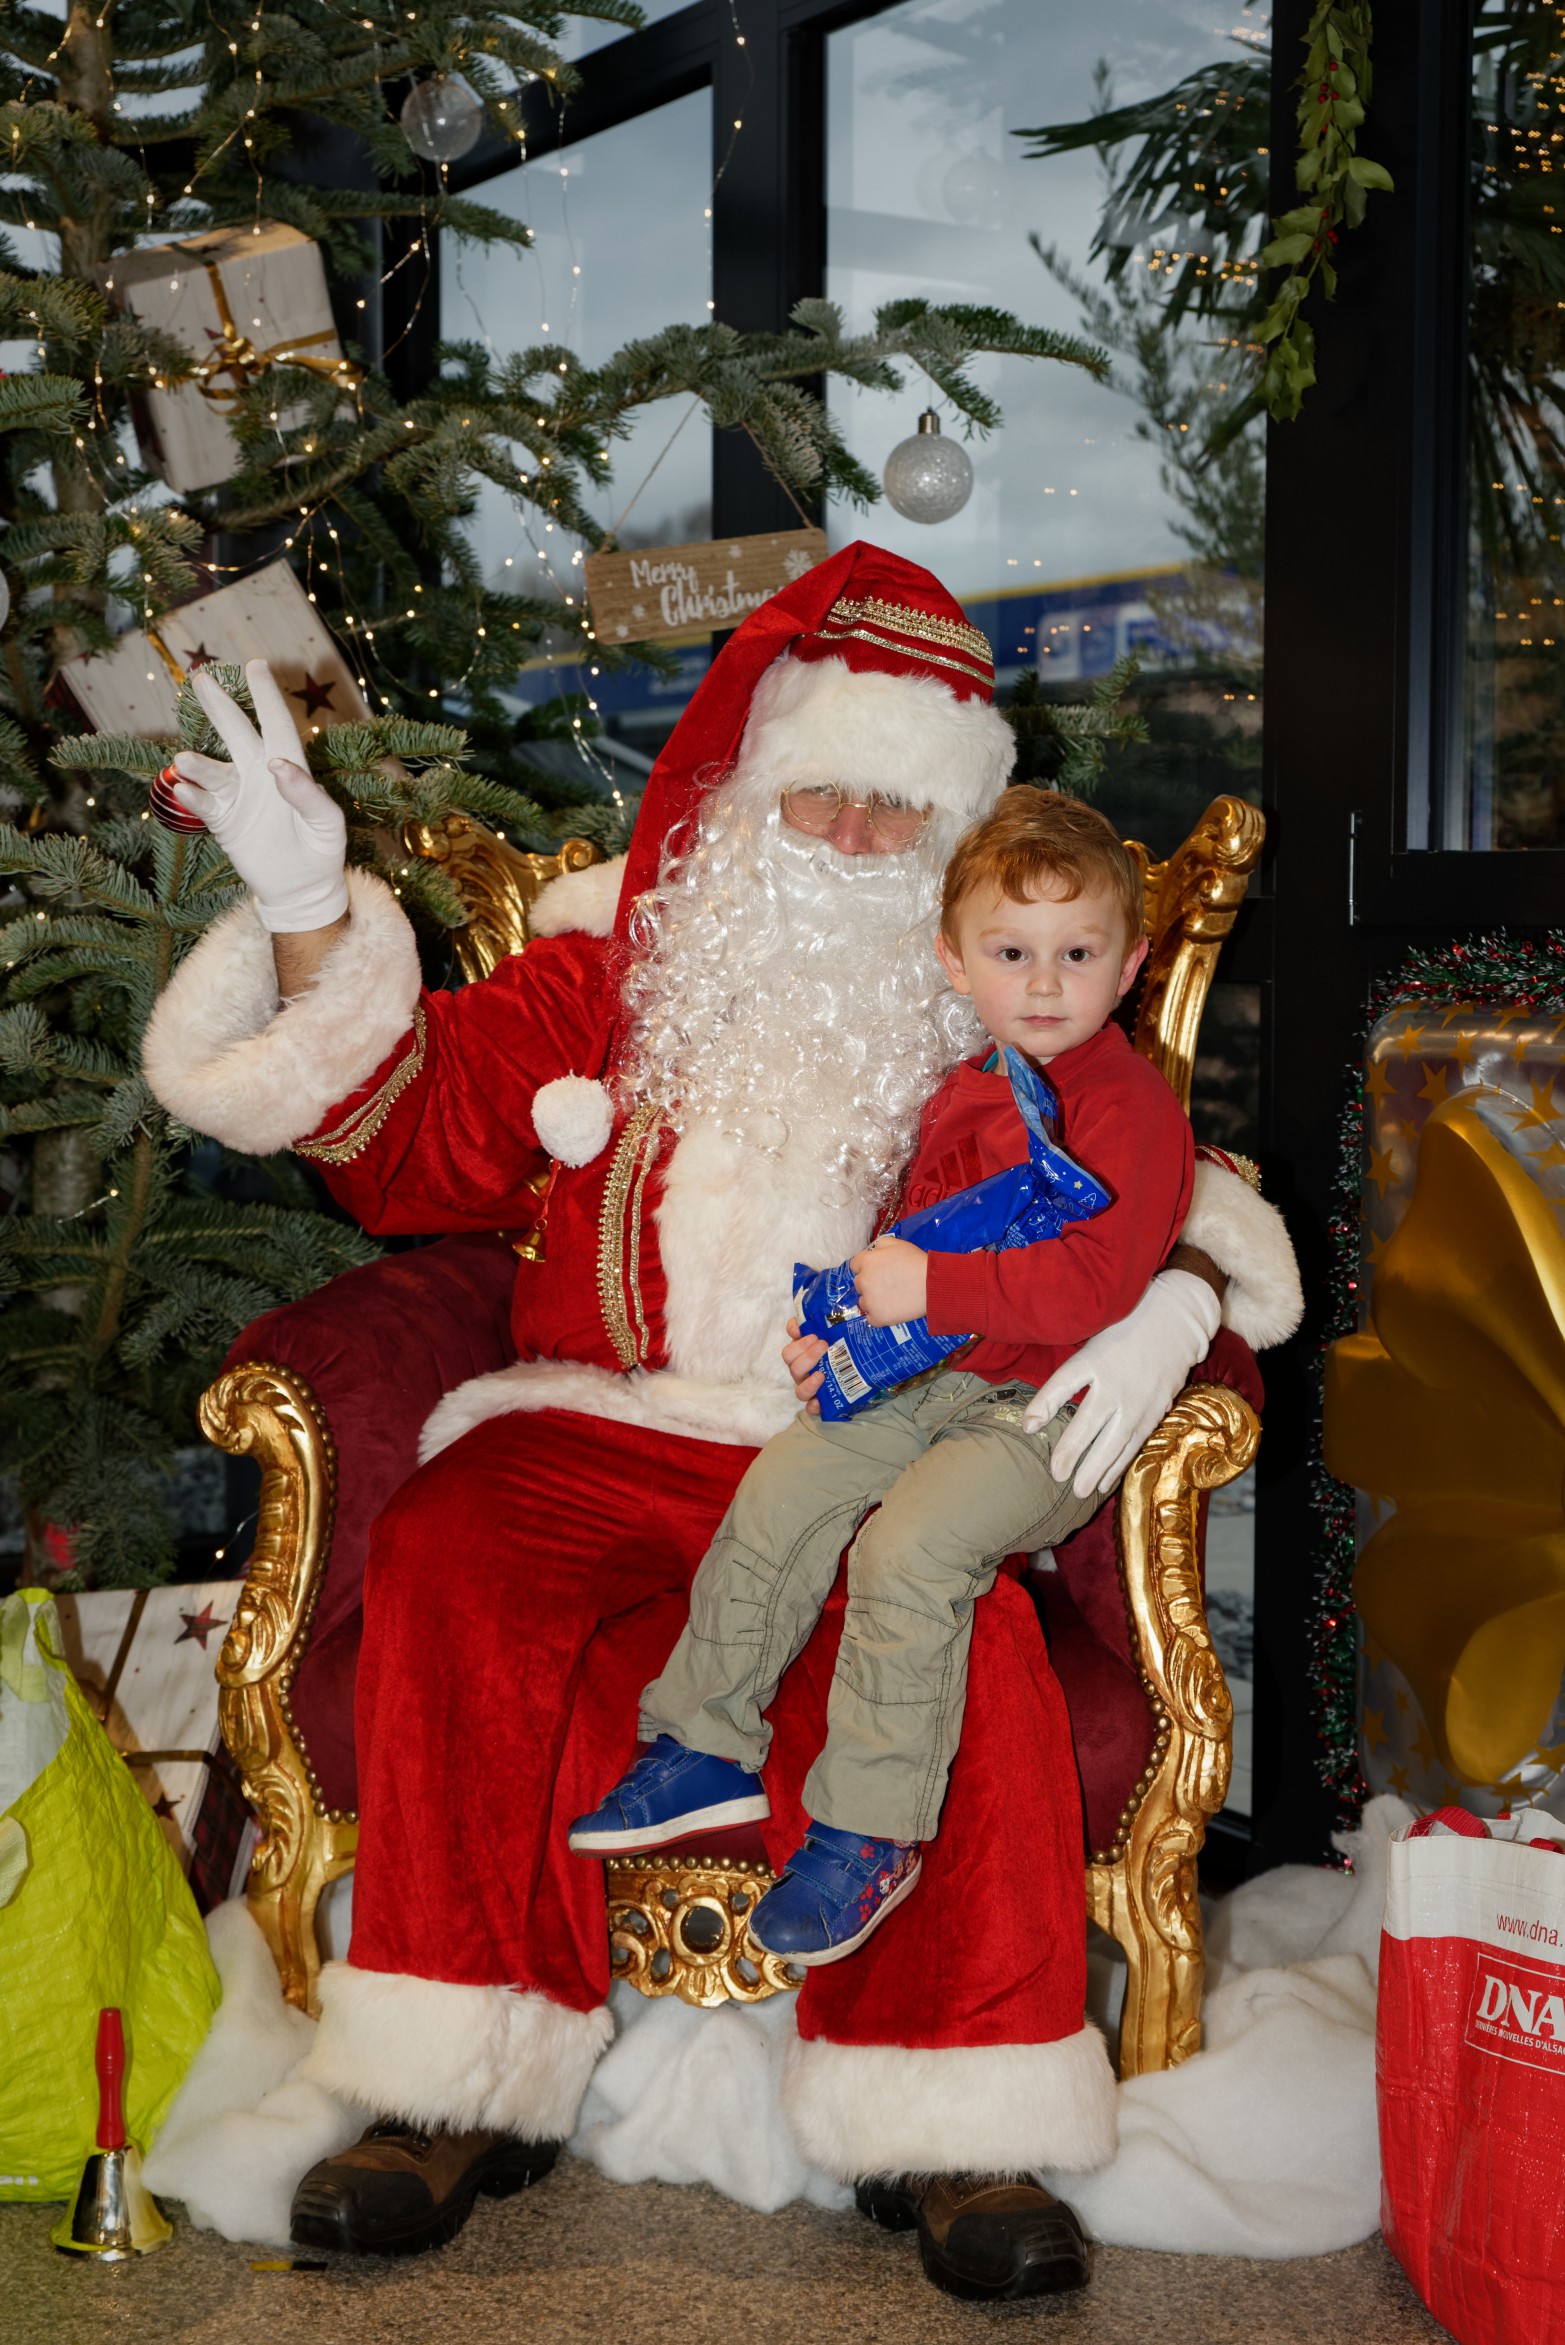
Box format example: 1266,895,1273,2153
827,1339,870,1403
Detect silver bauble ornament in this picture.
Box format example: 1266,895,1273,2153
881,410,974,526
400,75,484,164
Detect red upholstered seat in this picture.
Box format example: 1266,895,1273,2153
225,1240,1260,1844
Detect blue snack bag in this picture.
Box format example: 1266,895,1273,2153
793,1048,1113,1421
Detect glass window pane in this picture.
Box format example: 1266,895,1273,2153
443,87,713,763
825,0,1267,866
1452,4,1565,849
827,0,1263,1815
555,0,689,64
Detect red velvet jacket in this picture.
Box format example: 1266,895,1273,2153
296,934,677,1373
916,1023,1193,1388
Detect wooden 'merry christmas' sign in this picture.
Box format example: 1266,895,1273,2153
58,558,371,740
585,528,828,644
99,221,357,494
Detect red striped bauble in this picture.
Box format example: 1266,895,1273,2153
149,763,207,834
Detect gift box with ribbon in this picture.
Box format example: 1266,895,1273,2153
99,221,361,493
56,556,371,739
1324,1004,1565,1823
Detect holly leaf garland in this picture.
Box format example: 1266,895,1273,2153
1250,3,1393,432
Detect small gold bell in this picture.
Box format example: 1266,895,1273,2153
51,2009,172,2259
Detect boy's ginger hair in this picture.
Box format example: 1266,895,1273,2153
940,784,1145,950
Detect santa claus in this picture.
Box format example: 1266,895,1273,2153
143,542,1299,2302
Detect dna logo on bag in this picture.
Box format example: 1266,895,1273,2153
1465,1949,1565,2071
1379,1809,1565,2345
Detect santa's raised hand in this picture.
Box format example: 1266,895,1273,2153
171,660,349,935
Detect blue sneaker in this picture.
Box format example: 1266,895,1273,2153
567,1735,770,1854
748,1822,922,1966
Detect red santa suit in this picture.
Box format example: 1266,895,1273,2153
143,542,1299,2188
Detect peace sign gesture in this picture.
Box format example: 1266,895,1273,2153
170,661,349,935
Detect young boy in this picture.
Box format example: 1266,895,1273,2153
569,787,1194,1965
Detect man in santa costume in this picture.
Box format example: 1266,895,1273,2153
144,542,1300,2301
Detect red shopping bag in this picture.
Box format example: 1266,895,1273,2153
1378,1809,1565,2345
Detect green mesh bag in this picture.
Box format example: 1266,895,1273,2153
0,1589,220,2199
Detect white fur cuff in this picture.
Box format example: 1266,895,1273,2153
781,2024,1118,2181
1181,1158,1304,1352
533,1075,614,1167
301,1962,613,2142
142,868,423,1156
529,852,626,940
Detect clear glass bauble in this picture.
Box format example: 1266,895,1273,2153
881,411,974,525
400,76,485,164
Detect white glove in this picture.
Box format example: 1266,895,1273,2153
171,660,349,935
1022,1267,1223,1498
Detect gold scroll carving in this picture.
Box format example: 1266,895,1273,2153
606,1854,804,2007
202,1363,357,2015
1088,1381,1261,2077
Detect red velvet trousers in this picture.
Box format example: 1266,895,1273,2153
349,1407,1089,2052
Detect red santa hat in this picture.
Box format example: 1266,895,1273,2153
530,543,1013,1167
613,539,1015,931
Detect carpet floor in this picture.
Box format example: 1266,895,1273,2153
2,2153,1453,2345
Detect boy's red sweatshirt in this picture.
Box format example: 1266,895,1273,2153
911,1021,1193,1391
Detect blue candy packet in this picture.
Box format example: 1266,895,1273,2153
793,1047,1113,1421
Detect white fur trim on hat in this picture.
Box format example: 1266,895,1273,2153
739,653,1014,825
781,2023,1117,2181
141,867,422,1156
1180,1157,1304,1352
300,1961,613,2142
533,1074,614,1167
529,852,625,940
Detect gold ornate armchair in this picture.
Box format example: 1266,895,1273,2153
202,796,1264,2081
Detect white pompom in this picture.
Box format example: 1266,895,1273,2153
532,1075,614,1167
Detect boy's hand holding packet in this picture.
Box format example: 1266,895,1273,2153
792,1048,1114,1421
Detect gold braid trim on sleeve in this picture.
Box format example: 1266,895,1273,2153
597,1100,664,1369
294,1005,427,1166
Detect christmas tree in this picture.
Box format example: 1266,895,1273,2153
0,1,1105,1587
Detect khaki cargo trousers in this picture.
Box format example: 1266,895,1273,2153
638,1369,1102,1844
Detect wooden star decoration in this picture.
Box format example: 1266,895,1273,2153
175,1602,223,1650
293,671,339,717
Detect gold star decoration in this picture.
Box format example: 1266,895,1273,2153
1391,1019,1424,1057
1365,1059,1395,1103
1508,1074,1561,1133
1418,1064,1452,1106
1394,1686,1409,1712
1364,1706,1389,1753
1388,1763,1411,1796
1450,1032,1476,1070
1533,1141,1565,1172
1536,1742,1565,1771
1366,1144,1398,1198
1412,1717,1437,1771
1367,1228,1390,1267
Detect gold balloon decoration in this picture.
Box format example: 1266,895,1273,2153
1325,1092,1565,1788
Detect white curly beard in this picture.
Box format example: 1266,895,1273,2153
620,761,981,1226
616,763,982,1393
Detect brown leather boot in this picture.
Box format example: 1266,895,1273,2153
290,2120,560,2256
855,2172,1090,2299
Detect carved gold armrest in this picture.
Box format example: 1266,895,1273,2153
200,1362,358,2016
1129,796,1265,1112
1086,1381,1261,2076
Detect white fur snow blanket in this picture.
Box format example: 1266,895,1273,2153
144,1797,1409,2254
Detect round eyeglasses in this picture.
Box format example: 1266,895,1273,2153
779,785,931,848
